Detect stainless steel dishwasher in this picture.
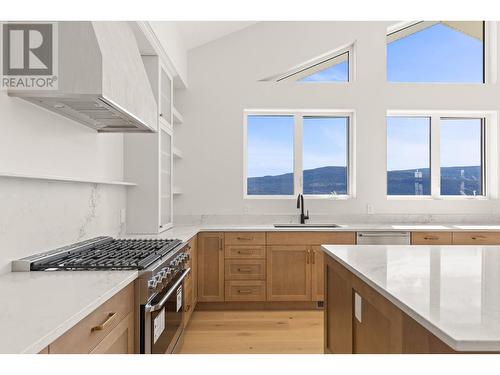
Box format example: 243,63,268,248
356,231,410,245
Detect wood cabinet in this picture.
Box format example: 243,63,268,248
183,235,198,326
311,246,325,301
90,313,134,354
324,256,352,353
411,232,452,245
267,232,355,303
225,245,266,259
197,232,225,302
225,280,266,301
49,284,134,354
225,259,266,280
267,246,311,301
452,232,500,245
225,232,266,245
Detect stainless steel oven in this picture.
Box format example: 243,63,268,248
140,267,190,354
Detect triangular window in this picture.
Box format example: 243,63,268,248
387,21,485,83
261,44,353,83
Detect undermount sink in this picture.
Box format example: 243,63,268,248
274,223,342,228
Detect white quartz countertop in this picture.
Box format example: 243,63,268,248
125,223,500,242
321,244,500,352
0,270,138,354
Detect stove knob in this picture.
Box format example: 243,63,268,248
147,279,157,290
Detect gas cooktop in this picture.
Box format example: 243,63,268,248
12,236,183,271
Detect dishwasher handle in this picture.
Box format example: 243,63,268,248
357,232,410,237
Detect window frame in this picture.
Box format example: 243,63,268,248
386,110,497,200
243,109,355,200
386,21,495,84
260,42,356,83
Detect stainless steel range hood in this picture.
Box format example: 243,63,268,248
9,22,158,133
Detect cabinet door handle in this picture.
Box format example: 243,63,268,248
423,236,439,240
312,251,316,264
306,249,310,264
237,267,253,273
237,236,253,241
237,289,252,294
91,312,117,332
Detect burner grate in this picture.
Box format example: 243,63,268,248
31,238,182,271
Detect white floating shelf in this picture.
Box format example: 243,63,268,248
173,106,183,125
173,147,183,159
173,187,182,195
0,172,137,186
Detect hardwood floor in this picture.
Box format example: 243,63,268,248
178,310,324,354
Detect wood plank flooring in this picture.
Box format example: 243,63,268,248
178,310,324,354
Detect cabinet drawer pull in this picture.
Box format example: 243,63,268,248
471,235,486,240
312,251,316,264
237,250,252,254
423,236,439,240
237,289,253,294
91,312,117,332
306,249,311,264
236,236,253,241
237,267,253,273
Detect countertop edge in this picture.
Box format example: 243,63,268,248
21,271,138,354
320,245,500,352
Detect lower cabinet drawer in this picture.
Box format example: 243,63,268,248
411,232,452,245
224,259,266,280
453,232,500,245
49,283,134,354
225,245,266,259
225,281,266,301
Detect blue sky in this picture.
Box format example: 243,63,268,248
248,23,484,178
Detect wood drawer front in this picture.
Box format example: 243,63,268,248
225,259,266,280
49,283,134,354
225,232,266,245
225,245,266,259
411,232,452,245
267,231,355,245
225,280,266,301
453,232,500,245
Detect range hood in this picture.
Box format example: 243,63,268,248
9,22,158,133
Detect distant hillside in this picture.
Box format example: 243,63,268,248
247,166,481,195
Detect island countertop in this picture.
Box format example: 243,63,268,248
321,244,500,352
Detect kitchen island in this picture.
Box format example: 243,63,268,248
321,244,500,353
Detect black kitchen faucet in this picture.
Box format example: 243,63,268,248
296,193,310,224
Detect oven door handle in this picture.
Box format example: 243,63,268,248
145,268,191,313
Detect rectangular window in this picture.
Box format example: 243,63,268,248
440,118,483,196
387,21,485,83
387,117,431,195
303,116,348,194
387,113,488,198
246,115,294,195
245,112,353,198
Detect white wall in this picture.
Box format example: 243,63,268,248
149,22,188,86
174,21,500,222
0,93,126,274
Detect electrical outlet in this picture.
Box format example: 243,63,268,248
120,208,126,224
366,204,374,214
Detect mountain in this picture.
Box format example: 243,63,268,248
247,166,481,196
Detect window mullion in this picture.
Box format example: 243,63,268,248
430,115,441,198
294,114,303,195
